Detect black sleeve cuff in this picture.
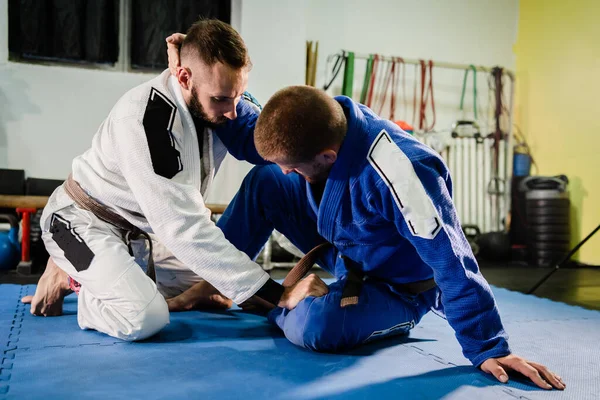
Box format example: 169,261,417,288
254,278,285,306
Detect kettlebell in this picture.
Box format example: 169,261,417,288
462,224,481,256
477,231,511,262
0,214,21,271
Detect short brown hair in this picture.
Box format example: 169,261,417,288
255,86,347,163
181,18,251,69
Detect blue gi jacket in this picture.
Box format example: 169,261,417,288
319,96,510,366
218,94,511,366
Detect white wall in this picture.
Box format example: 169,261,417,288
0,0,518,204
208,0,307,203
308,0,519,133
0,0,9,166
0,0,306,204
0,0,6,65
0,64,150,176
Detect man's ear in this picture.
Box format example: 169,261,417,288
319,149,338,165
176,67,192,90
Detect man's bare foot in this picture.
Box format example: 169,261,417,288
239,295,276,312
21,258,71,316
166,280,233,312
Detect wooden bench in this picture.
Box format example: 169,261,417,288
0,195,230,274
0,195,227,215
0,195,294,273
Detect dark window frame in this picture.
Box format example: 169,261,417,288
7,0,234,73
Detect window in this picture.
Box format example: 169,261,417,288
8,0,119,66
8,0,231,71
130,0,230,70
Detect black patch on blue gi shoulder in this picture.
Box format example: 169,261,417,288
143,88,183,179
242,91,262,110
50,214,94,272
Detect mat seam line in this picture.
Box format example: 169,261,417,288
402,343,534,400
0,285,30,398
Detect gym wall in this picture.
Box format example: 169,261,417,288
515,0,600,264
0,0,519,205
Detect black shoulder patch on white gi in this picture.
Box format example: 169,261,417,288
143,88,183,179
367,130,442,240
50,214,95,272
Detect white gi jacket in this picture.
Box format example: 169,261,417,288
42,70,270,305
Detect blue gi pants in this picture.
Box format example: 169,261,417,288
217,165,436,352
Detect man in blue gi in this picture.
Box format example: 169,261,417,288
214,85,565,391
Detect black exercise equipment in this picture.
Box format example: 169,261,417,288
520,175,571,266
0,169,25,195
528,222,600,294
477,231,511,262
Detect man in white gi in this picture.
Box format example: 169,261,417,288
21,18,328,341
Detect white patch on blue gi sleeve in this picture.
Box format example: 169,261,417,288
364,320,415,343
367,130,442,240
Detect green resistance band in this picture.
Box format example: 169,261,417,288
359,55,374,103
342,51,355,97
459,64,478,119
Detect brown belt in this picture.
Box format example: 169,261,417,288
63,175,156,282
282,242,332,287
284,243,437,307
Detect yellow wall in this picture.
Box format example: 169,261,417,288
515,0,600,264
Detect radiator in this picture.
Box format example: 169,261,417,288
419,134,508,233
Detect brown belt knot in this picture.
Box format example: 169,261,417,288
63,175,155,282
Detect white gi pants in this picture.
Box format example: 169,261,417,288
41,204,203,341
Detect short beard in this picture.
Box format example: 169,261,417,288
304,160,331,184
189,86,228,128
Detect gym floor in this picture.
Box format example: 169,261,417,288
2,262,599,311
477,263,600,311
2,262,598,399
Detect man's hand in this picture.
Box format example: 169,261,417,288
21,258,71,316
165,33,186,76
239,295,275,313
278,273,329,310
481,354,566,390
166,280,233,312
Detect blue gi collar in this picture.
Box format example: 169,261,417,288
317,96,371,241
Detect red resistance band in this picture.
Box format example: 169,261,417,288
418,60,436,132
366,54,379,108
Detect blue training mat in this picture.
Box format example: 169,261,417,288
0,283,598,400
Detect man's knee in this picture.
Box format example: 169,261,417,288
78,288,169,341
242,165,282,192
281,298,347,353
114,292,170,342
